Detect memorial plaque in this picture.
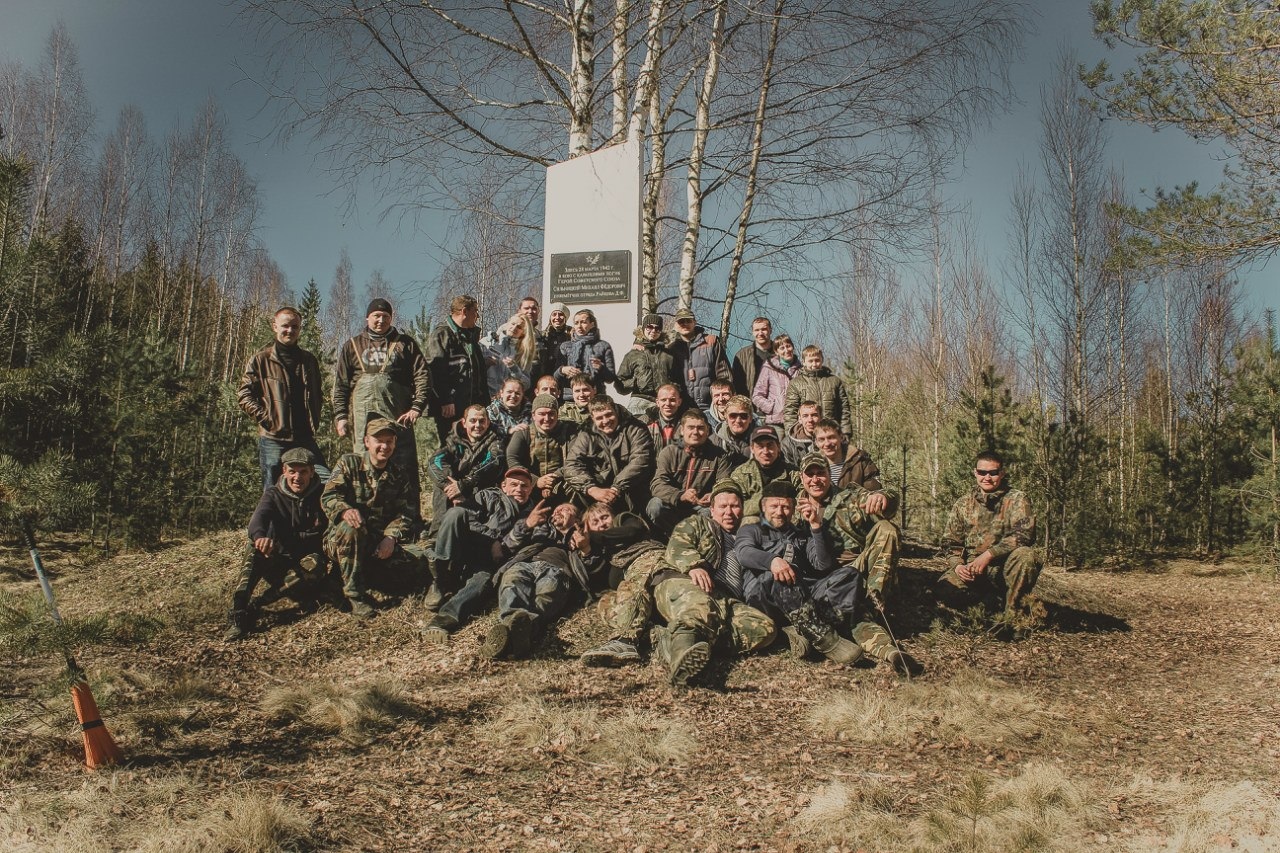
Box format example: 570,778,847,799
550,251,632,303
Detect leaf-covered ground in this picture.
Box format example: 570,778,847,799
3,533,1278,851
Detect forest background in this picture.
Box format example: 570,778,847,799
0,0,1277,574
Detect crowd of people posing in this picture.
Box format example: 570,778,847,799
231,294,1044,686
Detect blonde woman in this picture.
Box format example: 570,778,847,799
480,313,538,397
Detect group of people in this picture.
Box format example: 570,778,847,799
230,295,1045,686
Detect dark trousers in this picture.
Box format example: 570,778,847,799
742,565,862,622
258,435,331,491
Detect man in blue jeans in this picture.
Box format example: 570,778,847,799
237,306,330,490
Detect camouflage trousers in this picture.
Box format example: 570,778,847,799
847,519,900,602
497,561,574,631
600,551,668,643
935,546,1043,615
653,577,776,655
230,543,329,612
323,521,429,601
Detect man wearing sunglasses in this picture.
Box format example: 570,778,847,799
936,450,1043,628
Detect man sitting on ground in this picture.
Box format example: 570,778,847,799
421,466,540,643
736,480,863,666
225,447,331,641
322,418,423,619
797,453,913,672
936,450,1044,632
481,501,584,659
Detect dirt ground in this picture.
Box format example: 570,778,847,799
3,532,1279,852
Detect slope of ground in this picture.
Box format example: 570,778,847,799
2,533,1278,852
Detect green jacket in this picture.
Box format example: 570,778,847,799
941,484,1035,568
321,452,416,542
729,458,802,518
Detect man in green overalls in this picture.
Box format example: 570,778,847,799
333,298,431,519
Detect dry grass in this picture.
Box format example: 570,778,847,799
0,773,311,852
479,695,697,768
1122,776,1280,852
795,762,1105,852
806,668,1062,749
261,677,418,745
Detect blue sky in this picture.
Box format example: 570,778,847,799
1,0,1274,334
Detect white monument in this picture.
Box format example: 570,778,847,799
542,140,643,403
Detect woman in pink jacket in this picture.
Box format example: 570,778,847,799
751,334,799,425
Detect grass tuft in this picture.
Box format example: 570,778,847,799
796,763,1103,852
481,696,696,768
807,668,1059,749
1,774,311,853
261,677,418,745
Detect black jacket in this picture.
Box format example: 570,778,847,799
247,477,327,558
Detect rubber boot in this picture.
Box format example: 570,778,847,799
787,603,863,665
651,625,710,687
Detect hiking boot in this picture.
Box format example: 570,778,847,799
651,626,710,687
787,603,863,666
580,638,642,667
423,582,446,610
421,614,454,645
250,585,285,609
781,625,810,660
480,620,511,659
223,609,252,642
349,596,377,621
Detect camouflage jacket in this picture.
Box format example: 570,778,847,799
321,452,416,541
659,513,744,598
558,402,590,426
941,485,1035,567
505,420,577,478
729,458,802,518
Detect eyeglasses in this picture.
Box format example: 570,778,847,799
974,468,1002,477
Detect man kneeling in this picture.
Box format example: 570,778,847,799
225,447,331,641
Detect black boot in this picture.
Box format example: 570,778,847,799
786,603,863,665
223,608,253,642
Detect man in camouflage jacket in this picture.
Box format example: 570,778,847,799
582,481,774,686
322,418,423,619
936,449,1043,619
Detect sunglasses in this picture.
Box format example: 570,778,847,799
727,412,751,419
974,468,1002,477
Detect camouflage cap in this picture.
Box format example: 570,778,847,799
674,307,695,321
799,452,829,473
365,416,399,437
532,393,560,411
280,447,318,467
761,479,797,501
709,479,744,500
